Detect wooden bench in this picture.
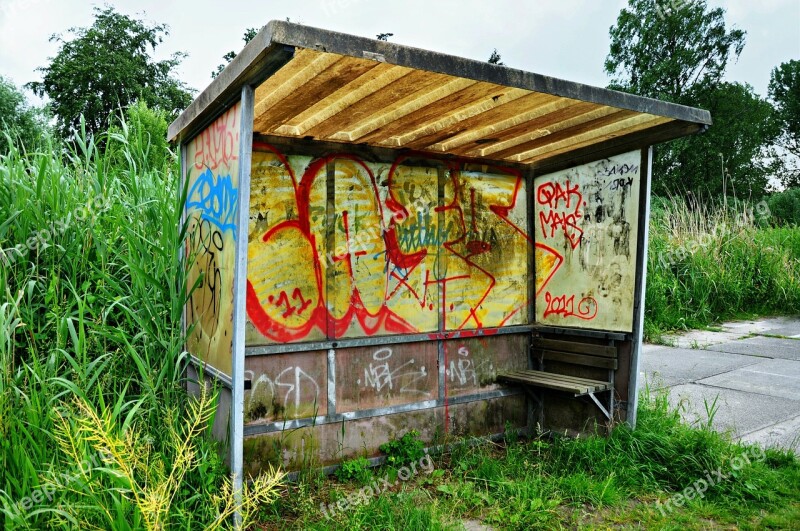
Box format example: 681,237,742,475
498,337,618,419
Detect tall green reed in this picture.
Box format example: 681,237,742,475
0,114,282,529
645,195,800,338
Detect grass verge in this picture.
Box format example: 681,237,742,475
259,388,799,530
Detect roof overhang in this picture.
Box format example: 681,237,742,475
169,20,711,171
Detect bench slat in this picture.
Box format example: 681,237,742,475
500,372,590,394
499,370,611,396
542,350,618,370
502,369,610,388
506,370,603,387
533,337,617,358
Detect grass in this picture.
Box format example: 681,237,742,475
258,388,800,530
0,118,283,530
645,195,800,340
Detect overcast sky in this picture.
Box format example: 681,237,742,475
1,0,798,104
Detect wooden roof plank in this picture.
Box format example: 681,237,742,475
253,49,339,119
254,55,379,133
273,63,412,136
491,109,641,160
522,116,673,162
355,81,519,145
429,96,578,153
399,92,555,150
379,87,531,148
301,69,450,140
327,76,478,142
462,105,622,158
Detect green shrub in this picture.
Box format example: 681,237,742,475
767,187,800,226
335,456,373,484
379,430,425,467
106,100,171,173
0,76,51,154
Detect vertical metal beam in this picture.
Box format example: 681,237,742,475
436,167,446,409
179,143,188,350
231,86,255,529
525,167,537,435
325,159,336,339
526,167,536,328
627,147,653,428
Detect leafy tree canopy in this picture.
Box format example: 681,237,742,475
488,49,504,65
656,81,779,197
605,0,780,198
0,77,50,154
29,7,193,140
605,0,745,102
769,60,800,186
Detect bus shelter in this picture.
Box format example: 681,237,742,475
168,20,711,480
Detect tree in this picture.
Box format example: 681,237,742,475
605,0,778,198
0,77,49,154
212,27,259,79
376,33,393,41
29,7,193,140
656,82,779,197
605,0,745,102
769,60,800,187
488,49,504,66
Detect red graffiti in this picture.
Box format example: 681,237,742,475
192,104,240,172
270,288,312,319
536,180,581,209
543,292,598,320
537,179,584,249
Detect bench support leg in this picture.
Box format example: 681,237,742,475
522,387,544,434
587,391,611,420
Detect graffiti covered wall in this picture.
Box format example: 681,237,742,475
245,144,530,345
184,102,242,376
534,150,641,332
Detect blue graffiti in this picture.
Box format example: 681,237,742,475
187,168,238,236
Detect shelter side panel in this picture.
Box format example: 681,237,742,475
184,102,242,376
534,151,641,332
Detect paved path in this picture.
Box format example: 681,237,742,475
640,316,800,454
